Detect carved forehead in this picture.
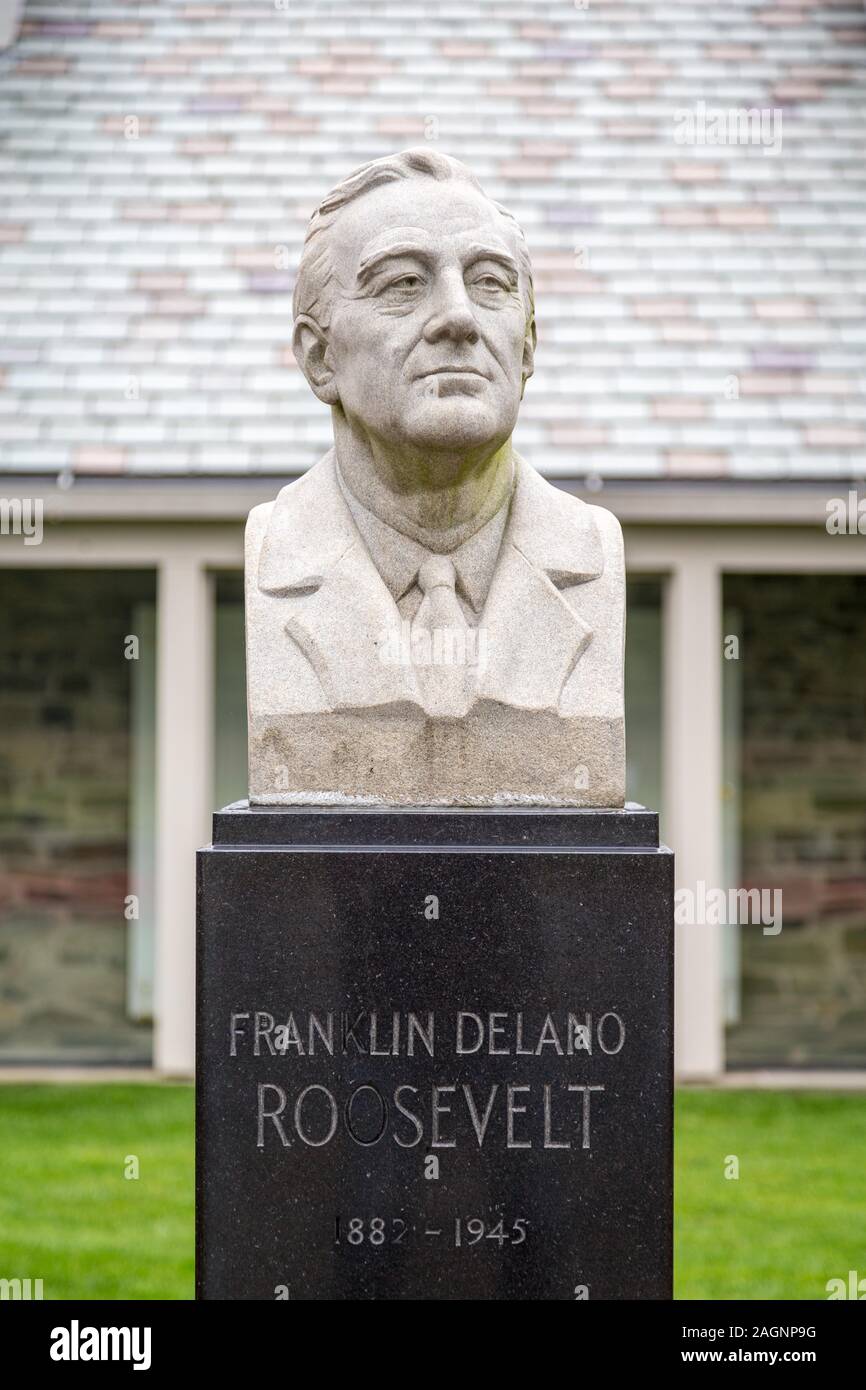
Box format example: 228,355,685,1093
328,177,521,279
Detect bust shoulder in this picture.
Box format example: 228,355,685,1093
584,498,624,572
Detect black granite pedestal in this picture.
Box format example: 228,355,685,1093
196,803,674,1301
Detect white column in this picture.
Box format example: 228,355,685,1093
663,550,724,1080
154,557,214,1075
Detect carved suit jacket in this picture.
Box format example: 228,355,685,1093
245,450,625,804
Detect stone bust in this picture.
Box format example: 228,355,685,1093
245,149,625,806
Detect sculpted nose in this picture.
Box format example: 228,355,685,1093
422,273,479,345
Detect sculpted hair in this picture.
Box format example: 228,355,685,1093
293,148,536,331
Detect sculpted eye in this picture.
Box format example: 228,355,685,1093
472,273,509,293
375,271,427,307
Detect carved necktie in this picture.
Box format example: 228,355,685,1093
410,556,472,717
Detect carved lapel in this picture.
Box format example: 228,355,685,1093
257,451,603,716
477,458,603,711
258,453,419,710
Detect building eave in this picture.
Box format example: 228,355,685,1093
0,474,856,528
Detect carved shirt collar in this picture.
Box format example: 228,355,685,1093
335,462,514,616
257,450,604,600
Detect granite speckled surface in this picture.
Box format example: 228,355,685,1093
197,804,673,1300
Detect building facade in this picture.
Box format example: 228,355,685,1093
1,0,865,1078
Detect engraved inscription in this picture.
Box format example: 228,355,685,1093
229,1006,627,1154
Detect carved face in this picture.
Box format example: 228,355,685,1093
298,177,535,463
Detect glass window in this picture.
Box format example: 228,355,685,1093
0,569,156,1064
626,577,663,814
724,574,866,1068
214,572,247,810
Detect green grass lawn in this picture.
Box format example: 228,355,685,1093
0,1084,194,1301
0,1084,863,1299
675,1089,866,1299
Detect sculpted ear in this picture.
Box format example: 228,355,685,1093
292,315,340,406
520,314,536,397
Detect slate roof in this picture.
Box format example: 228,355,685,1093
0,0,864,483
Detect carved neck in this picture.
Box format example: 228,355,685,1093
332,409,515,553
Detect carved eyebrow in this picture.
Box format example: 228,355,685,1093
355,242,433,286
355,240,520,288
462,244,519,278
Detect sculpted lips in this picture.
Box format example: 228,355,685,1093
416,365,490,381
